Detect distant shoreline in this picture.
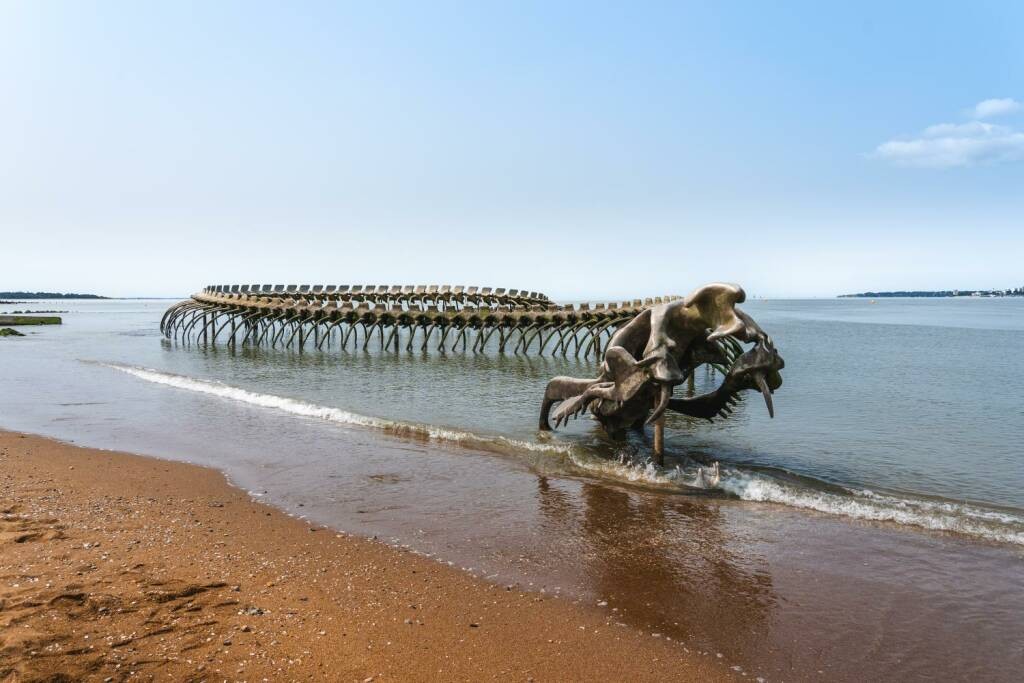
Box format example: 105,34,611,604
841,288,1023,298
0,291,108,300
1,295,181,302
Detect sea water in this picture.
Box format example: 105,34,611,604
2,297,1022,681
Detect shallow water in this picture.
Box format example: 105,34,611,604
2,297,1022,681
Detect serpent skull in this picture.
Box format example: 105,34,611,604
539,283,784,437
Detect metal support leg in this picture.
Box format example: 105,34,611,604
653,415,665,467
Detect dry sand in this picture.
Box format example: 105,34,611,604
0,431,730,682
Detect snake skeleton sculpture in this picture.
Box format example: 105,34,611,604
161,282,783,464
160,284,680,357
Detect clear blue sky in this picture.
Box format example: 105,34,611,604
2,1,1022,298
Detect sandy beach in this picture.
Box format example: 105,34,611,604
0,430,730,682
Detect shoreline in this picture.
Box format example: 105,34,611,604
0,430,730,682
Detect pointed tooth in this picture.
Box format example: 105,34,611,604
645,384,673,426
754,372,775,418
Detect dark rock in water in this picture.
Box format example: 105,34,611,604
0,315,62,326
0,327,25,337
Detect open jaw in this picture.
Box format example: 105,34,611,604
543,337,783,432
664,338,784,423
539,283,784,438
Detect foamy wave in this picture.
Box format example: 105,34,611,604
102,363,1024,547
720,471,1024,546
567,455,722,490
569,456,671,485
101,363,575,459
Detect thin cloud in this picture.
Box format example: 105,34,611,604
922,121,1002,137
972,98,1021,119
873,99,1024,168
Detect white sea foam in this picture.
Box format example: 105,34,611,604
566,455,722,490
103,362,1024,547
101,362,575,458
720,470,1024,546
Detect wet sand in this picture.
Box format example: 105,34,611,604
0,430,730,682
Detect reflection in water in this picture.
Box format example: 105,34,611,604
165,335,601,377
536,477,776,664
